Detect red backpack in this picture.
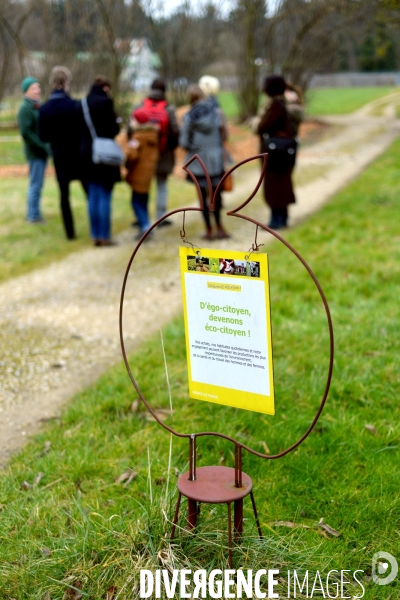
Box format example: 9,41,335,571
132,98,169,152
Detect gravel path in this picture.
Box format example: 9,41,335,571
1,97,400,466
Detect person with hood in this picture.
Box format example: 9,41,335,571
80,76,121,246
179,84,230,240
17,76,49,223
123,107,160,240
256,75,297,230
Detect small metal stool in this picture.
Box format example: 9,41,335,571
170,438,262,568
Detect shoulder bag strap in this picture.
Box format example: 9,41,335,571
81,97,98,140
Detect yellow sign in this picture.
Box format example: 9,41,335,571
179,247,275,415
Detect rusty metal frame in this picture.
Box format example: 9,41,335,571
119,152,334,564
119,153,334,461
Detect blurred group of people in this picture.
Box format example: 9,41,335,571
17,70,232,246
17,68,303,246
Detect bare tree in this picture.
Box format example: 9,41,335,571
145,1,222,85
264,0,375,91
0,0,32,101
230,0,266,121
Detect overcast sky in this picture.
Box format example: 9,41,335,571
153,0,277,17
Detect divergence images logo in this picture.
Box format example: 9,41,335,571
372,552,398,586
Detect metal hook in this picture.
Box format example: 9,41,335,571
180,211,201,254
245,225,264,259
180,211,187,240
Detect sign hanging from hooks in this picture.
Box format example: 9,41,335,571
179,246,275,415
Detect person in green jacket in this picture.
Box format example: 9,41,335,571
17,76,49,223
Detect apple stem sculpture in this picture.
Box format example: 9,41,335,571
119,154,334,568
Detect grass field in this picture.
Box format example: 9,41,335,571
0,174,199,283
1,134,399,598
218,91,241,119
305,86,395,116
0,138,25,165
218,87,396,120
0,177,129,282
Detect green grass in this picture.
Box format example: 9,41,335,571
0,127,18,136
0,177,130,282
218,91,240,119
0,138,25,164
219,87,397,120
1,136,400,598
305,86,395,116
0,174,193,283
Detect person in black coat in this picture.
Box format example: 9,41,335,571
256,75,297,230
80,76,121,246
39,66,86,240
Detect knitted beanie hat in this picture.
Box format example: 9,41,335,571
21,77,39,93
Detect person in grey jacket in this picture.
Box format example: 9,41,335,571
179,84,230,240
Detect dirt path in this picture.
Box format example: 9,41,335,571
1,96,400,467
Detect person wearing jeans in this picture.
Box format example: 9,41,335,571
17,76,49,223
124,113,159,240
87,183,112,243
131,79,179,227
131,191,151,234
80,76,121,246
155,173,168,221
27,158,47,222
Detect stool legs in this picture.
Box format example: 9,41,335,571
227,502,233,569
250,490,263,539
170,490,263,561
233,498,243,540
187,499,198,529
170,491,182,540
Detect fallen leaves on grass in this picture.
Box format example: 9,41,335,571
365,424,378,435
157,548,174,571
39,440,51,457
270,521,310,530
62,579,83,600
21,472,44,490
105,587,116,600
318,518,341,537
270,518,341,538
115,468,137,487
130,399,140,412
33,472,44,487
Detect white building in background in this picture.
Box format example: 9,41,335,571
115,38,161,91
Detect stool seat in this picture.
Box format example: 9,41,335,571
177,466,252,504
